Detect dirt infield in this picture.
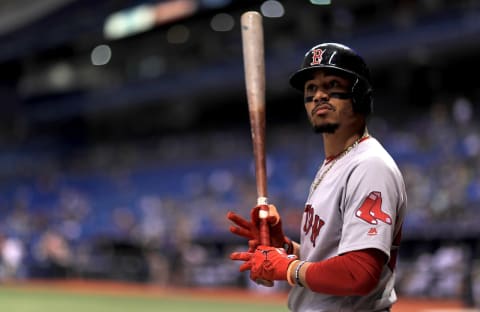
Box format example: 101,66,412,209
2,279,476,311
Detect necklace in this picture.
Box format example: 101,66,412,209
308,131,369,199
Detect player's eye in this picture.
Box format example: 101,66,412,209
326,79,341,89
329,80,338,87
305,83,317,93
326,79,349,92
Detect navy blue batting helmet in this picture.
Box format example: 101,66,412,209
289,43,373,115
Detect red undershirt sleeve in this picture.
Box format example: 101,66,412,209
304,248,387,296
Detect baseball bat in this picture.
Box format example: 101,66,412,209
240,11,270,247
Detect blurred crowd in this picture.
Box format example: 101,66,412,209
0,95,479,304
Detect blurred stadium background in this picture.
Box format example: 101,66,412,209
0,0,480,309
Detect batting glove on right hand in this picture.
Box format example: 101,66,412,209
230,246,298,283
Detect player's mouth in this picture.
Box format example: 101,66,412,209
312,103,334,116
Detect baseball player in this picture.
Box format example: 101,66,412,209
228,42,407,311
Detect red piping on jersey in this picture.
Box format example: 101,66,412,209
304,248,385,296
325,135,370,164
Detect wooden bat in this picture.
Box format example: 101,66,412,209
241,11,270,247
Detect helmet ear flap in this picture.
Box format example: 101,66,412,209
352,83,373,115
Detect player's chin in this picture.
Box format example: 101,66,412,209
312,122,339,134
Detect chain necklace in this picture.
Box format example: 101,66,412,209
308,131,369,199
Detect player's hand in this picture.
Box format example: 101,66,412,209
227,204,293,252
230,246,298,283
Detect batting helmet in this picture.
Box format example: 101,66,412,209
289,42,373,115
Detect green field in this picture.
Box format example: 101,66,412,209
0,286,289,312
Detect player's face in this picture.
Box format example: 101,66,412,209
303,70,355,134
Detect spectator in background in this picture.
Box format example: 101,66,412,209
34,229,73,278
0,233,25,280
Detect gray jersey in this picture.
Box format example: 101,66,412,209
288,137,407,312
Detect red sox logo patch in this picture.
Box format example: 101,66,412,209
355,191,392,225
310,48,325,66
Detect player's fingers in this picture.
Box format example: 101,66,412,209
252,205,280,226
266,215,279,225
250,206,262,223
239,261,252,272
248,239,259,252
227,211,252,229
267,204,280,225
229,226,253,239
230,251,252,262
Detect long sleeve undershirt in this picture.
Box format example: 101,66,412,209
305,248,387,296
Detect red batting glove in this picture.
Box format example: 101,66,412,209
230,246,298,282
227,204,293,253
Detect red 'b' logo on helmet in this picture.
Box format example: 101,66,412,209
310,49,325,66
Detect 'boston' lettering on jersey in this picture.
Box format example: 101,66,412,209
303,204,325,247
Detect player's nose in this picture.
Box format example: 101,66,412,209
313,89,330,103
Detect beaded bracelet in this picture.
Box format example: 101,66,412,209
295,261,306,287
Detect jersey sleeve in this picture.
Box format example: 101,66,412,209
337,156,404,258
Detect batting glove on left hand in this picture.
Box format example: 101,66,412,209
227,204,293,253
230,246,298,283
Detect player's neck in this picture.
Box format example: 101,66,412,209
323,127,368,160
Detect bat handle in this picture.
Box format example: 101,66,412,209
259,219,270,246
257,199,271,246
257,202,274,287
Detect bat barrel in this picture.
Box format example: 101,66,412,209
241,11,268,200
241,11,265,108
